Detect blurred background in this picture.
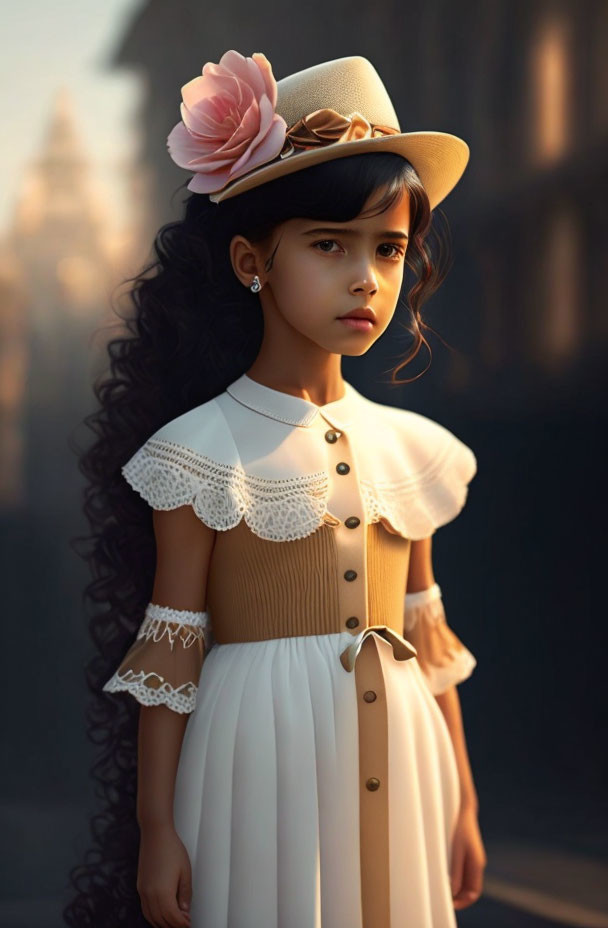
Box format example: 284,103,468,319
1,0,606,925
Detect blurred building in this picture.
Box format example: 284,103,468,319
109,0,608,418
0,239,28,507
466,0,608,414
1,90,128,511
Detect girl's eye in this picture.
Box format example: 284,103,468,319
312,240,404,259
378,243,403,259
313,239,339,253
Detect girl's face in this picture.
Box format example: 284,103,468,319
231,183,411,358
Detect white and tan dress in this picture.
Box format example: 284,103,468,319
103,372,478,928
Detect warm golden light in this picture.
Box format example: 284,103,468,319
56,254,107,315
530,16,571,163
540,204,581,366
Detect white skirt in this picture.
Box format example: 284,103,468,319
173,630,460,928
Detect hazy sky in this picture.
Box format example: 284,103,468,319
0,0,143,235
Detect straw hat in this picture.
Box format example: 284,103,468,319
167,51,470,211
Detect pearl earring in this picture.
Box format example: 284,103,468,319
250,275,262,293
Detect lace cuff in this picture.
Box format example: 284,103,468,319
403,583,476,695
102,603,214,714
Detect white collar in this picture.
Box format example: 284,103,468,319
225,373,359,431
123,371,478,541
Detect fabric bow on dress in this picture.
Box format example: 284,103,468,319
339,624,418,672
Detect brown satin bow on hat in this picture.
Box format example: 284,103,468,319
279,108,400,160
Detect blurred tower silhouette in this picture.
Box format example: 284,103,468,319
0,237,28,507
5,88,115,513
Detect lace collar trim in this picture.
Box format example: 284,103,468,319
121,383,478,543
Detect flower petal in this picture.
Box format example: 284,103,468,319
187,167,233,193
219,49,266,100
251,52,278,109
229,116,287,178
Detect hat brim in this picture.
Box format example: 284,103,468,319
208,131,470,211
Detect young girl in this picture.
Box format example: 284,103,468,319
66,51,486,928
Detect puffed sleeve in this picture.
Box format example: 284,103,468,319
403,582,476,695
102,603,215,714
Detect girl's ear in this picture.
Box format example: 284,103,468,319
229,234,263,287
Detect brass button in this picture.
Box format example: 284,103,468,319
324,429,339,443
363,690,377,703
344,569,357,582
345,516,360,529
345,616,359,629
366,777,380,791
336,462,350,475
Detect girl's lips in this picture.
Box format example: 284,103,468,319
338,317,374,331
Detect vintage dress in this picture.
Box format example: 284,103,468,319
103,372,478,928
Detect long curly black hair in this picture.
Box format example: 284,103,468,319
63,151,454,926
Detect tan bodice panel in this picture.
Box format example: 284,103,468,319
206,519,412,644
105,517,474,711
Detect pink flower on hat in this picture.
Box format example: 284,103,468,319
167,50,288,194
